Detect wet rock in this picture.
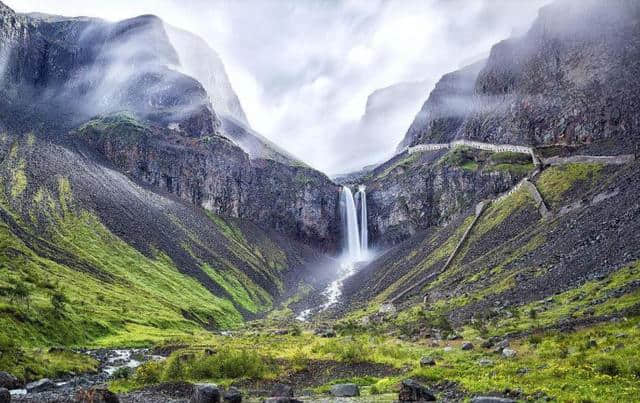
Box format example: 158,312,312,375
75,386,120,403
471,397,517,403
398,379,436,402
461,342,474,350
502,348,517,358
0,372,20,390
191,384,221,403
271,384,294,397
420,356,436,367
224,387,242,403
330,383,359,397
25,378,55,393
0,388,9,403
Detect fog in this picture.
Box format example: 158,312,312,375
7,0,548,175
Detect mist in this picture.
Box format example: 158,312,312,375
7,0,548,175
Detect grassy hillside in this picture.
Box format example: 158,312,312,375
0,133,318,349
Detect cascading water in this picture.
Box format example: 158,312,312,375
341,186,361,262
357,185,368,256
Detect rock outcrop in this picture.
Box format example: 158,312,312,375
399,0,640,154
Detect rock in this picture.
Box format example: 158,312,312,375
471,397,517,403
477,359,494,367
481,340,494,349
0,388,9,403
502,348,517,358
224,387,242,403
398,379,436,402
330,384,359,397
0,372,20,390
497,339,510,349
25,378,55,393
271,384,294,397
447,333,462,340
420,356,436,367
379,303,396,314
314,328,336,338
75,386,120,403
272,329,289,336
461,342,474,350
191,384,221,403
262,399,302,403
443,346,453,352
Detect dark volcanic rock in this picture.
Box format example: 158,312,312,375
0,372,20,390
329,383,359,397
190,384,221,403
0,388,9,403
270,384,293,398
398,379,436,402
223,387,242,403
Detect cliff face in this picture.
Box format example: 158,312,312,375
0,3,340,251
73,115,339,250
399,0,640,154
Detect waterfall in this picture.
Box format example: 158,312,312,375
357,185,368,255
340,186,361,262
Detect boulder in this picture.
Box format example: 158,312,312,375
420,356,436,367
271,384,294,397
25,378,55,393
330,384,359,397
191,384,221,403
223,387,242,403
502,348,517,358
0,372,20,390
399,379,436,402
75,386,120,403
471,397,517,403
461,342,474,350
0,388,9,403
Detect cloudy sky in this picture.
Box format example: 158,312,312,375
7,0,547,175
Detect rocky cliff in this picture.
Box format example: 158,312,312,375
0,3,339,250
399,0,640,154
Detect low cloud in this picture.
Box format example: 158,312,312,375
8,0,548,174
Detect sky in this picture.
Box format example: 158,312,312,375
6,0,548,175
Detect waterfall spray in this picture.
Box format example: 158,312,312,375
358,185,368,255
340,186,361,262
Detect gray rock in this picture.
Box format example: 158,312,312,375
271,384,293,397
330,384,359,397
420,356,436,367
502,348,517,358
497,339,510,349
191,384,221,403
0,388,9,403
25,378,55,393
75,386,120,403
477,359,494,367
471,397,517,403
263,399,302,403
0,372,20,390
461,342,474,350
224,387,242,403
398,379,436,401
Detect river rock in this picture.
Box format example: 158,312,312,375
191,384,221,403
471,397,517,403
271,384,294,397
461,342,474,350
0,372,20,390
398,379,436,401
25,378,55,393
0,388,9,403
330,383,359,397
223,387,242,403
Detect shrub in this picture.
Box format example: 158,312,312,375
528,308,537,319
133,361,163,384
595,359,620,376
51,291,68,316
111,366,133,380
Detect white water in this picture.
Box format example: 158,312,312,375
341,186,361,262
357,185,368,256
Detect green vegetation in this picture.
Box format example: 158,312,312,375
375,152,420,179
536,163,603,202
75,113,151,145
440,147,479,171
